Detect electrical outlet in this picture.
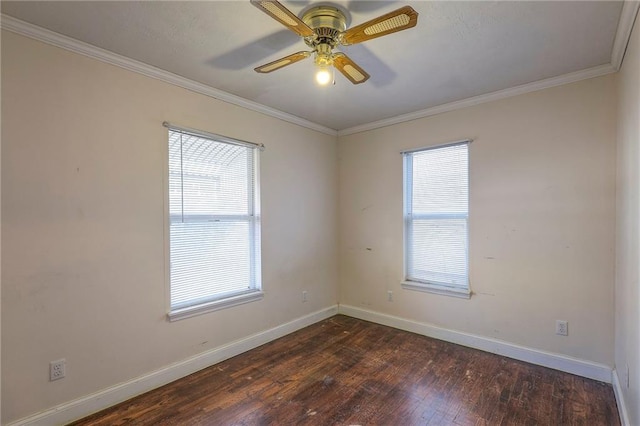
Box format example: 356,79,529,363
387,290,393,302
50,359,66,381
302,290,308,302
555,320,568,336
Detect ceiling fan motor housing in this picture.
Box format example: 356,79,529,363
302,6,348,66
302,6,347,45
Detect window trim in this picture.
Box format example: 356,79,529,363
164,123,263,321
163,121,265,151
402,140,471,299
401,280,471,299
168,289,264,322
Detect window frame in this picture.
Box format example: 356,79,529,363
164,123,264,321
401,140,471,299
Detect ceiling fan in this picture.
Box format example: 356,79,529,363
250,0,418,85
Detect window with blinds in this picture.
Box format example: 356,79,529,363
168,128,262,320
402,141,470,298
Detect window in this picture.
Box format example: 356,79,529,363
402,141,470,298
167,125,263,321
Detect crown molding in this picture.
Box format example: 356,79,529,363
2,7,634,138
0,14,338,137
611,1,640,71
337,63,616,136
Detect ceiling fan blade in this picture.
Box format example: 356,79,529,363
254,51,311,73
341,6,418,45
250,0,315,38
332,53,370,84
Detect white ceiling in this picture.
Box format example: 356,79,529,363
0,1,628,132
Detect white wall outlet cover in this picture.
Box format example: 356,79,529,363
50,359,66,381
555,320,568,336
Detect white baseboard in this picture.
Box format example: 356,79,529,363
612,369,631,426
11,304,613,425
9,305,339,426
338,304,612,383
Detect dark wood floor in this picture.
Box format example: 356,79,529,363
71,315,620,425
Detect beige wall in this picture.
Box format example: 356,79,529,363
338,75,617,366
0,21,626,425
1,31,338,423
615,11,640,425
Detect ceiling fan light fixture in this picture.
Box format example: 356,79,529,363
314,44,334,86
315,65,334,86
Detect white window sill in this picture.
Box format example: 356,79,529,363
168,290,264,322
401,281,471,299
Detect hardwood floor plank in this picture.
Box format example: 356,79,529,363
70,315,620,425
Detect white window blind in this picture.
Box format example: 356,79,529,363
403,141,469,295
168,127,262,317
